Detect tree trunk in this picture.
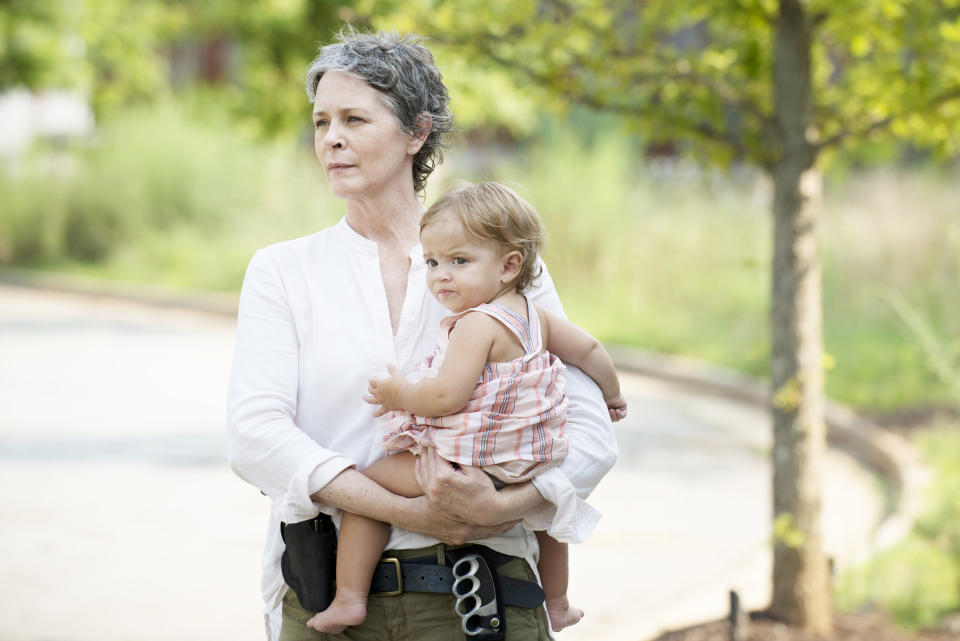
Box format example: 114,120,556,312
768,0,832,633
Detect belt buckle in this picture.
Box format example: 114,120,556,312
371,557,403,597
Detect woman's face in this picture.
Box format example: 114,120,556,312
312,70,420,201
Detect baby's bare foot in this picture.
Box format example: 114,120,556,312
545,595,584,632
306,599,367,634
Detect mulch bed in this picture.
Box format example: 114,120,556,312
649,611,957,641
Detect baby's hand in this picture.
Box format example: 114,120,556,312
363,364,407,416
606,394,627,422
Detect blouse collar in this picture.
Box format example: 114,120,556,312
335,216,425,262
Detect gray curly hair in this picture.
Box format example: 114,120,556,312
305,28,453,193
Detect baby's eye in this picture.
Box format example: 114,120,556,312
453,257,468,265
425,258,438,267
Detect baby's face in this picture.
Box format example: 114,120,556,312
421,213,508,313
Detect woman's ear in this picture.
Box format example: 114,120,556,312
408,113,433,155
500,251,524,284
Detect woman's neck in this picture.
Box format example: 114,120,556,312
344,186,424,250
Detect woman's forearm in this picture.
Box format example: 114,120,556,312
312,467,517,544
310,467,409,523
487,481,551,523
310,468,445,536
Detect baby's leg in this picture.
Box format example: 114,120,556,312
306,453,422,633
362,451,424,498
535,531,584,632
306,512,388,633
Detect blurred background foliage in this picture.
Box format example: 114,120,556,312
1,0,957,413
2,0,960,629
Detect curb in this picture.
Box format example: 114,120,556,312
607,344,927,563
0,267,239,317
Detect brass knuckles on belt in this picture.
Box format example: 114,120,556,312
451,554,500,636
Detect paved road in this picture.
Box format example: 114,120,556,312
0,284,883,641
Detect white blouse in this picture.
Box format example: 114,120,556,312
226,218,618,637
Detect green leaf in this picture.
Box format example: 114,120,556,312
850,34,871,57
939,18,960,42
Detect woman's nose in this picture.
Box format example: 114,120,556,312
323,123,344,148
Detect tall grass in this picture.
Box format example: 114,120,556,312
2,105,957,411
820,172,960,409
0,103,342,290
835,424,960,630
487,131,771,377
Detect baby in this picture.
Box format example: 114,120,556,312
308,181,626,634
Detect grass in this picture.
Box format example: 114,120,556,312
1,104,958,411
0,102,344,291
820,173,960,410
835,422,960,630
493,134,771,378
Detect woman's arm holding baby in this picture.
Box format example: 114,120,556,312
365,312,495,417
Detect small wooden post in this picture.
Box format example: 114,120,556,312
729,590,748,641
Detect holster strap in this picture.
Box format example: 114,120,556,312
370,558,544,609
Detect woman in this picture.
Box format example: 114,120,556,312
226,28,617,641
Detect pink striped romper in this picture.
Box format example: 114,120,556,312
381,295,569,484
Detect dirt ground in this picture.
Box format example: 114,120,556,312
650,611,957,641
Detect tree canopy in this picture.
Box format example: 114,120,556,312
367,0,959,164
4,0,957,152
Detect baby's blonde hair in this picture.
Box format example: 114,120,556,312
421,181,545,293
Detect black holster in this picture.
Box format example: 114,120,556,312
280,513,337,612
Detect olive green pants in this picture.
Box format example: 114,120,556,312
279,545,550,641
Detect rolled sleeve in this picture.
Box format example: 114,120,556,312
226,249,356,523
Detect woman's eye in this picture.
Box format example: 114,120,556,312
347,115,363,123
314,119,328,129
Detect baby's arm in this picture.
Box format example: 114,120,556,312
365,312,497,418
539,307,627,422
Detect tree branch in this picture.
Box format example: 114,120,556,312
816,86,960,151
450,7,777,134
447,23,776,150
475,42,754,159
642,52,775,131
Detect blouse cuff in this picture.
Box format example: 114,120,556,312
271,454,355,523
527,467,602,544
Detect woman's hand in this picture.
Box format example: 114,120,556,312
363,364,408,416
414,448,548,527
414,448,501,523
397,495,519,545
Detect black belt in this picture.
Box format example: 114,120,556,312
369,547,545,609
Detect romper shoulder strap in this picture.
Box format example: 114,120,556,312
524,296,544,355
471,296,541,358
